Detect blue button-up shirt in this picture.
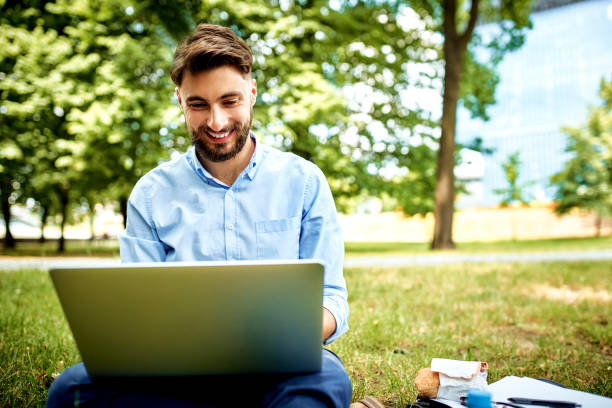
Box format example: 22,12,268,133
119,136,348,343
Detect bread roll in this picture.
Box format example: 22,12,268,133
414,367,440,398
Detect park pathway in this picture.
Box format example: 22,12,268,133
1,250,612,270
343,249,612,268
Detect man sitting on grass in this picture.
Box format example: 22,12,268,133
46,23,352,408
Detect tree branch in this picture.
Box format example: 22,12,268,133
459,0,480,49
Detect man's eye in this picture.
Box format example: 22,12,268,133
190,104,208,109
223,99,238,106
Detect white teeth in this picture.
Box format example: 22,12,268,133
207,130,230,139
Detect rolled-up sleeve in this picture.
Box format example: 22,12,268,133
119,181,168,263
299,165,349,344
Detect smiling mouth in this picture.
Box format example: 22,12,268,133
205,129,233,142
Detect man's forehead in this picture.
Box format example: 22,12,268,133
182,66,250,84
179,67,252,99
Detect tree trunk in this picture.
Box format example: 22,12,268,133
89,210,95,240
431,0,479,250
39,205,48,243
2,195,15,249
120,195,128,229
88,199,96,240
595,214,602,237
432,43,463,249
1,176,15,249
58,184,70,253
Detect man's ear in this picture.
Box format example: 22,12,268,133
175,87,183,108
250,78,257,107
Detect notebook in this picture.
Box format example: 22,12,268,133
49,259,324,377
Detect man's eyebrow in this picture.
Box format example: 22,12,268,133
185,92,242,104
185,96,206,103
219,91,242,99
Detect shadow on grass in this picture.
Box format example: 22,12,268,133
0,239,120,257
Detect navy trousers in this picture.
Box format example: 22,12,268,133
46,349,352,408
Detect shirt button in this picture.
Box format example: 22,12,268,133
227,223,234,230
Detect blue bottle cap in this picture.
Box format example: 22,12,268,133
466,389,492,408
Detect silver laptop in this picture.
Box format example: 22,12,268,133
50,260,324,377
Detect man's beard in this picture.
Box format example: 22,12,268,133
190,110,252,163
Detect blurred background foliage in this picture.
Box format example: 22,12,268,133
551,77,612,237
1,0,540,250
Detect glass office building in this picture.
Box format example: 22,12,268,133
455,0,612,207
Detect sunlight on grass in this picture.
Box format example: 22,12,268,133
526,284,611,303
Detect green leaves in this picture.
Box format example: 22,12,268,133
0,0,191,246
0,0,537,247
551,78,612,222
0,140,23,160
493,151,531,207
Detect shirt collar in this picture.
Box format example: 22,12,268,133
186,132,260,185
245,132,261,181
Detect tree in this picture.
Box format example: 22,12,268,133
0,19,77,249
551,77,612,237
2,0,535,249
187,0,437,212
494,150,531,240
494,151,531,207
42,0,196,229
1,0,194,249
198,0,534,243
401,0,533,249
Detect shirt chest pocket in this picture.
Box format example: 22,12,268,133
255,216,301,259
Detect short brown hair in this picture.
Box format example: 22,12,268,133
170,24,253,86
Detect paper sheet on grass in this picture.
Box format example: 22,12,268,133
488,376,612,408
433,376,612,407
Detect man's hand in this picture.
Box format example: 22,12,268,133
322,307,336,343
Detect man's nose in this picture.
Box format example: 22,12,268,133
207,105,228,131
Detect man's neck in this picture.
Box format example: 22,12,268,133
198,137,255,186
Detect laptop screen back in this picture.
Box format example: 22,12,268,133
50,260,324,377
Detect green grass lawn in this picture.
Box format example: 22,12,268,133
2,235,611,258
344,236,612,257
331,261,612,406
1,261,611,407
